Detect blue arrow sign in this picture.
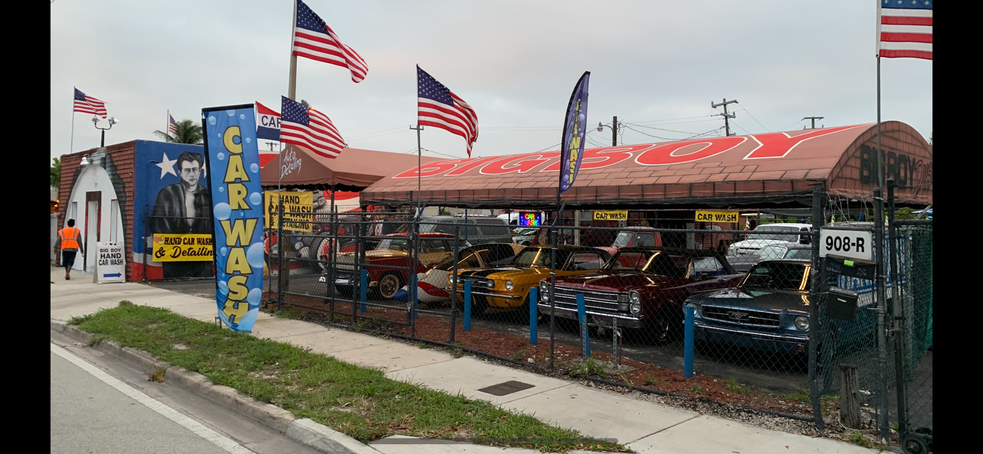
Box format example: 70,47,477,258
102,273,122,278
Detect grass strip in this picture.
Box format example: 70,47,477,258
68,301,628,453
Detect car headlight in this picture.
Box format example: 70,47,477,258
793,316,809,331
505,280,514,291
629,291,642,315
539,281,550,302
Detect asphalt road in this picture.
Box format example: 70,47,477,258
50,331,330,454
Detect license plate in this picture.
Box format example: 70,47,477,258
335,278,351,285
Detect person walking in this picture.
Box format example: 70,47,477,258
58,219,84,280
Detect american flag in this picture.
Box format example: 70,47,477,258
74,88,107,118
878,0,932,60
279,96,345,159
292,0,368,83
417,66,478,157
168,114,178,135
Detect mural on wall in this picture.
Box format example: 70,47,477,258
147,148,215,278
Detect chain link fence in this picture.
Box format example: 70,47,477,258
263,196,930,449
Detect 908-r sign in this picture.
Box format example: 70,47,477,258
819,228,873,261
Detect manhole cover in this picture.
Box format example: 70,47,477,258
477,380,534,396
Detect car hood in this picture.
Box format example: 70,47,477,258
688,287,810,313
552,272,680,292
459,266,550,280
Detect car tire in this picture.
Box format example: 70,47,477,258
378,273,404,300
649,309,675,345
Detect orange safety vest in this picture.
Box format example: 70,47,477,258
59,226,81,251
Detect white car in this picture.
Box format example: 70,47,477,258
727,223,812,257
393,243,525,306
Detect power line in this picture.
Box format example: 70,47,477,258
733,105,771,132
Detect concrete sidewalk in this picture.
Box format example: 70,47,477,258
50,267,883,454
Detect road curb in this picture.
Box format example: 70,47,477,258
51,321,381,454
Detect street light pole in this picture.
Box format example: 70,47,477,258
596,115,619,146
92,116,119,147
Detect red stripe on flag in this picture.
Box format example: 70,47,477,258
880,32,933,44
881,16,932,26
879,49,932,60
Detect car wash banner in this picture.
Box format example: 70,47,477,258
202,104,266,333
559,71,590,194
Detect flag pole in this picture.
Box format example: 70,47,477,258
287,0,298,100
70,87,76,154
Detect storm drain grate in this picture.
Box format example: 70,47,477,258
477,380,535,396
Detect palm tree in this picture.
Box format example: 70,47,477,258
50,157,61,189
154,119,203,144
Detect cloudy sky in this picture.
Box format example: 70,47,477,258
50,0,932,163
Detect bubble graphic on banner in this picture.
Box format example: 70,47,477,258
208,116,216,125
214,203,231,220
236,309,258,332
578,113,585,122
219,247,228,257
250,163,259,173
245,137,251,144
226,110,235,117
247,242,265,268
217,152,225,161
247,288,262,307
218,187,225,193
250,192,262,205
217,279,229,296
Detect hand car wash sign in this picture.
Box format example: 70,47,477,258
203,105,266,333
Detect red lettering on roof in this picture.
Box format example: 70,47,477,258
481,153,556,175
635,137,745,166
542,147,634,172
446,156,507,176
744,126,857,159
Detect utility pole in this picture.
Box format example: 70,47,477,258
611,116,618,146
711,98,737,136
802,116,824,129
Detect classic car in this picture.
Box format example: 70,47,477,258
685,259,817,357
392,242,525,306
727,242,813,273
453,245,612,316
538,247,743,343
596,226,663,257
319,232,469,299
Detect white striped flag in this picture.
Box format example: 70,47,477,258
74,88,107,118
168,114,178,135
877,0,932,60
417,66,479,157
291,0,368,83
279,96,345,159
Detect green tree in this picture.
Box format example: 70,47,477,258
50,157,60,189
153,119,203,144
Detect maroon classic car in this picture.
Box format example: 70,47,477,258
320,232,468,299
538,246,743,343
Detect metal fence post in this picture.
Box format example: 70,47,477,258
874,187,890,442
464,279,472,332
612,317,620,371
577,293,590,358
530,287,538,345
808,188,825,431
684,303,694,378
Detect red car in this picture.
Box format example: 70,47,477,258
538,246,742,343
596,226,663,257
320,232,468,299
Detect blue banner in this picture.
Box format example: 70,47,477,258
559,71,590,194
203,106,266,332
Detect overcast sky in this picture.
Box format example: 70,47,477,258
50,0,932,163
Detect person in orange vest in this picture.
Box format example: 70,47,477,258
58,219,84,280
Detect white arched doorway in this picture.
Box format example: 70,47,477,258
64,162,125,274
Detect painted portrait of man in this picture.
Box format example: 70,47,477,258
150,150,213,278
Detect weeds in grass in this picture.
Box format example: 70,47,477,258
849,430,873,448
723,377,750,395
417,342,431,349
569,356,607,378
276,308,306,320
644,376,658,387
449,348,464,358
689,385,704,395
510,349,527,361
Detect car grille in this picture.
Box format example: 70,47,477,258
461,277,494,289
701,305,780,328
335,255,355,271
550,286,623,316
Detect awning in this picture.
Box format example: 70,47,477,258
260,144,443,191
359,121,932,210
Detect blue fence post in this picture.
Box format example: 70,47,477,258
410,274,418,321
464,280,472,332
529,287,538,345
359,270,367,313
577,293,590,358
684,303,695,377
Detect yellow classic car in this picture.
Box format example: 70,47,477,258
451,245,612,315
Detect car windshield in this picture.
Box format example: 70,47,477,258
757,245,789,260
611,231,634,247
741,262,809,291
605,250,689,278
375,238,409,251
512,248,558,268
784,248,812,260
747,227,803,243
